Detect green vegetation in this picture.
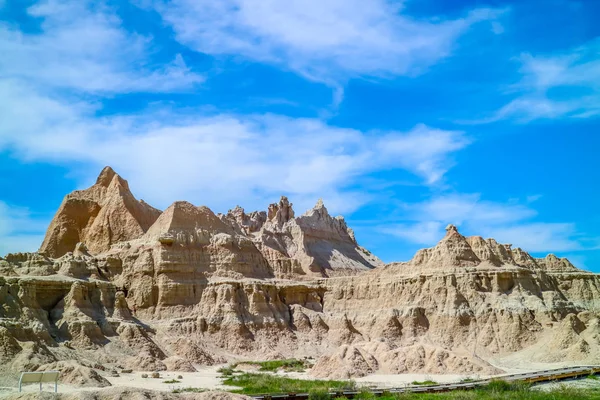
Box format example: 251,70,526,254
309,390,332,400
163,379,181,384
254,359,309,372
410,380,438,386
217,359,310,378
480,379,531,393
341,386,600,399
172,387,206,393
218,366,237,377
222,374,600,399
222,372,355,395
355,388,377,400
588,374,599,381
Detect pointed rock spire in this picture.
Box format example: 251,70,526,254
39,167,161,257
267,196,295,226
445,224,459,236
96,166,117,187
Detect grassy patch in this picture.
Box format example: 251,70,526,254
378,387,599,399
587,374,599,380
163,379,180,384
309,390,332,400
231,359,310,373
221,374,600,399
480,379,530,393
411,380,438,386
172,387,206,393
222,372,355,395
218,366,237,377
255,359,309,372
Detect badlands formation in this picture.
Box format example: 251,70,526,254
1,167,600,387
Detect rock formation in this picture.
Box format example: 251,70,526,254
1,167,599,388
39,167,161,257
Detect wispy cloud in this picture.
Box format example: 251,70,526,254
150,0,506,85
0,201,48,256
382,193,592,255
0,80,470,215
0,0,203,94
482,38,600,122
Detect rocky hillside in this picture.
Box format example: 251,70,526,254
1,167,599,386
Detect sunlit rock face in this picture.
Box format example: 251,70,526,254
1,166,599,386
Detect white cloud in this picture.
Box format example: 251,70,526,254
382,193,587,255
485,38,600,122
482,223,582,253
382,221,444,245
151,0,506,84
0,202,48,256
376,125,471,184
0,80,470,215
0,0,203,94
526,194,543,203
414,193,536,225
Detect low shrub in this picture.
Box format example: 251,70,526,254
172,387,206,393
410,380,438,386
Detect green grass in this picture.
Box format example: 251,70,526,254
309,391,332,400
480,379,531,393
222,372,355,395
230,359,310,373
217,359,310,378
172,387,206,393
255,359,309,372
380,388,600,399
218,366,237,377
411,380,438,386
222,375,600,399
163,379,181,384
588,374,599,381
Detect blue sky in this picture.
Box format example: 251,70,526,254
1,0,599,271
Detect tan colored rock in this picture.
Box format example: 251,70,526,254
2,167,600,382
255,197,383,278
219,206,267,235
39,166,161,257
8,389,254,400
36,360,111,387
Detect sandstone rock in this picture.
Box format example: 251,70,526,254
39,167,161,257
2,167,600,382
36,360,112,387
163,356,196,372
255,197,383,277
219,206,267,235
311,344,378,379
16,387,255,400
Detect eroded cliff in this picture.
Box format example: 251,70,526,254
1,167,599,386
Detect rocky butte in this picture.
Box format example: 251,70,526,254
1,166,599,386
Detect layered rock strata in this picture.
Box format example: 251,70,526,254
1,167,599,386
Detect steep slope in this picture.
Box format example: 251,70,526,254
247,197,383,278
39,167,161,257
384,224,580,275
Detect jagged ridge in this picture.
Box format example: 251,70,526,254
0,167,599,388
